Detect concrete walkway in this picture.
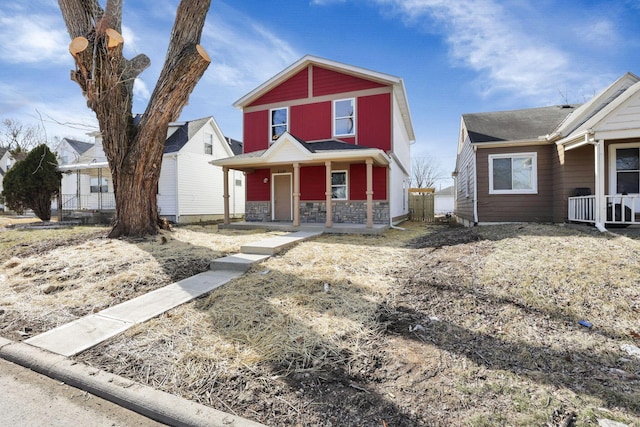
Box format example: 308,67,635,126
25,230,320,357
2,229,322,427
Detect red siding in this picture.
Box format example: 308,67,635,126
373,166,387,200
349,164,387,200
300,166,325,200
291,102,332,141
244,110,269,153
312,66,386,97
249,68,309,107
358,93,391,150
246,169,271,201
350,164,367,200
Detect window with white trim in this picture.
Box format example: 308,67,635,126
270,107,288,142
488,153,537,194
90,177,108,193
334,98,355,136
614,147,640,193
331,170,348,200
204,132,213,155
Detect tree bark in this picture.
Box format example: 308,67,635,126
58,0,211,238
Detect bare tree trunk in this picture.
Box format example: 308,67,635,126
58,0,211,237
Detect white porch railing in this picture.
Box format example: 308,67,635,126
57,193,116,211
568,194,640,225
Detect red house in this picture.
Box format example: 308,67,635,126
212,55,415,230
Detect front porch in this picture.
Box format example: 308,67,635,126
568,194,640,226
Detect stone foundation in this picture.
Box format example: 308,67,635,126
246,201,389,224
245,201,271,222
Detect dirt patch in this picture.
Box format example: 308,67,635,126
2,221,639,426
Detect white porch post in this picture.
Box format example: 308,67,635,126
325,161,333,228
366,159,373,228
222,167,230,225
594,140,607,231
293,163,300,227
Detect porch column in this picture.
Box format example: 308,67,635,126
293,162,300,227
325,161,333,228
366,159,373,228
222,167,230,225
594,140,606,230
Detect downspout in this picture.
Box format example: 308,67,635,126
473,145,479,225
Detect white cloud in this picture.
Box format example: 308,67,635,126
0,12,70,65
200,3,300,93
373,0,615,104
133,78,151,102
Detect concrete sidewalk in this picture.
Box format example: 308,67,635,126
25,230,320,357
25,270,243,356
2,229,322,427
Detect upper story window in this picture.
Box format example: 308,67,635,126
488,153,537,194
204,133,213,155
331,170,348,200
334,98,355,136
270,107,288,143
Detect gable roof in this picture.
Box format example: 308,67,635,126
226,137,243,155
552,72,640,140
234,55,415,142
211,132,389,169
463,105,579,143
64,138,94,155
164,116,211,154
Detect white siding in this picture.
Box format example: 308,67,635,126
389,92,412,221
169,119,245,221
158,155,177,217
597,91,640,132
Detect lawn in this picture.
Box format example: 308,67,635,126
1,218,639,426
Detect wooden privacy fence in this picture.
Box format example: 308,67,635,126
409,188,435,222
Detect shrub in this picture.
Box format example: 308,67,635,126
1,144,61,221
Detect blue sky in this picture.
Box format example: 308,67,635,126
1,0,640,188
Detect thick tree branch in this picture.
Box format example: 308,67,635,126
165,0,211,60
58,0,103,38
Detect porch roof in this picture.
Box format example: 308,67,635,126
57,161,109,172
210,132,390,170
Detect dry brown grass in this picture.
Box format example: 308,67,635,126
1,219,640,426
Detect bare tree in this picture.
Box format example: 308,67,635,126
58,0,211,237
0,118,46,160
411,156,443,189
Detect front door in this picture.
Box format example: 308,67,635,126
273,173,292,221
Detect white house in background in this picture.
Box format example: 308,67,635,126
56,116,245,223
434,185,454,215
0,147,14,210
158,116,245,223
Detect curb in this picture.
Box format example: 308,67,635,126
0,337,265,427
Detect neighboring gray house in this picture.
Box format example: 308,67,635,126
454,72,640,230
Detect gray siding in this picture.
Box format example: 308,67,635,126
454,133,475,224
476,145,554,223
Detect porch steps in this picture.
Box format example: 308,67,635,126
209,253,271,272
209,230,322,272
240,230,322,255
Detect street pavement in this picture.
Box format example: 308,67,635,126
0,358,164,426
